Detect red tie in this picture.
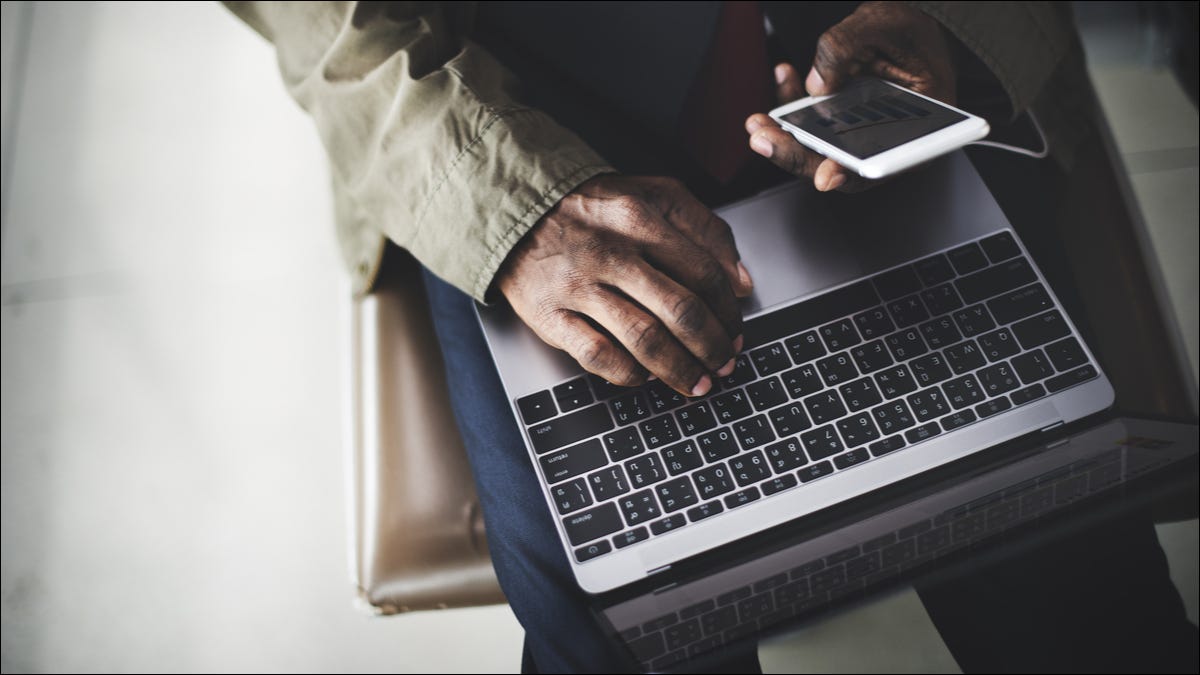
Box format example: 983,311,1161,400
680,1,773,184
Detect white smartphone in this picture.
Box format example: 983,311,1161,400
769,78,989,179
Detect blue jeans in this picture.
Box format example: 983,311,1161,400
421,268,762,673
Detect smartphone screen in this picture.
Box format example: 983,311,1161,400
779,79,966,160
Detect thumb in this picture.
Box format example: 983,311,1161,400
809,27,861,95
774,62,806,103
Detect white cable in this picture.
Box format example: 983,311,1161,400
968,110,1049,159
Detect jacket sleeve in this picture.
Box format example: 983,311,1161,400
224,1,613,301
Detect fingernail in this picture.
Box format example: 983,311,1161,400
737,261,754,289
826,173,847,191
750,134,773,158
733,334,744,353
647,374,658,381
717,357,737,377
775,64,789,85
691,374,713,397
806,67,825,94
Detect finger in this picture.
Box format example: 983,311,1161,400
774,62,806,103
612,259,739,376
581,287,713,397
813,158,848,192
810,24,868,95
745,112,772,136
637,230,745,346
749,124,825,178
541,309,649,387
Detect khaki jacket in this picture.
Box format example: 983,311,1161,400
225,2,1089,300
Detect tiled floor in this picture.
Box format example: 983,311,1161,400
2,3,1196,673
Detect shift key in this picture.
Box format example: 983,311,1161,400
528,403,614,454
540,439,607,484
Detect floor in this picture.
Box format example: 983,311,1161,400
2,2,1195,673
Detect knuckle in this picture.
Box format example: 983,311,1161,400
697,259,728,293
625,316,668,354
605,364,643,388
668,292,708,335
575,334,613,371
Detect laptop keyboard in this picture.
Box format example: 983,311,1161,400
516,231,1100,564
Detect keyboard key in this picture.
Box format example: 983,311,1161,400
724,487,762,509
840,376,883,411
729,450,771,486
1017,345,1056,384
987,283,1053,324
942,374,985,409
853,307,895,340
588,374,627,401
613,527,649,549
921,283,964,315
761,473,799,495
785,330,826,364
625,454,666,488
873,265,923,301
907,387,951,422
905,422,941,443
804,390,847,424
687,501,724,522
977,328,1020,362
750,342,792,377
1045,336,1087,371
657,478,699,513
764,437,809,472
869,435,906,457
1009,383,1047,405
564,502,624,545
697,428,740,462
919,316,962,350
781,365,824,398
540,438,608,484
518,390,557,424
874,364,918,398
885,327,928,361
733,415,776,449
742,280,879,349
575,539,613,562
955,257,1036,303
947,242,989,275
645,380,687,414
798,460,835,482
554,378,594,413
610,392,652,425
816,352,858,386
619,489,662,525
850,339,894,374
910,352,952,386
975,396,1013,418
977,362,1020,396
692,464,736,499
871,400,916,434
1012,310,1070,349
529,403,615,453
1045,365,1098,392
944,340,986,374
650,514,687,535
718,354,757,388
768,402,812,437
820,318,862,351
940,409,977,430
747,377,788,411
711,389,753,423
837,412,880,447
553,477,594,514
640,414,682,449
888,294,930,328
980,231,1021,262
675,401,717,436
833,447,871,470
915,253,956,285
603,427,645,462
802,424,845,460
660,440,703,475
588,465,631,501
953,304,996,337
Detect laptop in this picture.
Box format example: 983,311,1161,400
476,150,1116,594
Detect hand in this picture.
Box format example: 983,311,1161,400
745,1,958,192
495,175,754,397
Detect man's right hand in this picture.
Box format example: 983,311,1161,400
495,175,754,397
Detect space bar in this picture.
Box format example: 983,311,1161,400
742,280,880,350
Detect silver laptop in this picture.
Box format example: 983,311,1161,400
476,151,1114,594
